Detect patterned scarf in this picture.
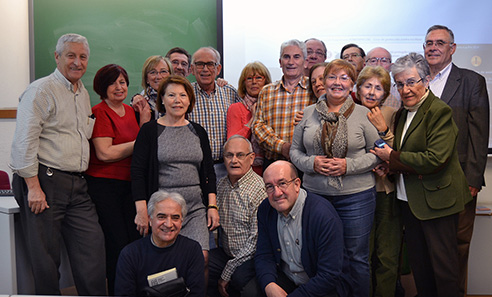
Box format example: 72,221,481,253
313,96,355,190
242,93,257,111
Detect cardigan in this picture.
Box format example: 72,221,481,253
131,120,216,205
255,191,351,297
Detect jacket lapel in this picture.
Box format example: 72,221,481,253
399,92,435,149
440,64,461,104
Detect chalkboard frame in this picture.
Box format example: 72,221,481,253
29,0,223,106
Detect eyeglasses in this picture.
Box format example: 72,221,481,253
342,53,362,60
424,40,453,48
326,74,351,82
265,178,297,194
245,75,265,83
223,152,253,160
148,69,169,76
194,61,217,70
366,57,391,65
395,78,423,90
307,49,326,58
171,60,189,68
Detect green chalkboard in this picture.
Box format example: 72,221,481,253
33,0,217,106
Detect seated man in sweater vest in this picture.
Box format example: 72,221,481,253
115,191,205,297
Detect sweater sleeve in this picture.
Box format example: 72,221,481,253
131,121,154,202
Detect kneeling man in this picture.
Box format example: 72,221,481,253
115,191,205,297
255,161,350,297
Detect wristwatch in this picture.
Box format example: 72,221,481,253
378,127,389,137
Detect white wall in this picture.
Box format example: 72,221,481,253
0,0,490,206
0,0,30,184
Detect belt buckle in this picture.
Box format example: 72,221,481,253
46,167,53,177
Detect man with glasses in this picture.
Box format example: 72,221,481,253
341,43,365,78
304,38,327,76
341,43,366,103
190,46,240,180
208,135,266,297
424,24,489,297
365,47,402,109
166,47,191,77
255,160,350,297
253,40,314,169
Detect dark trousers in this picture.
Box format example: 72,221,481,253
208,247,259,297
457,197,477,297
85,175,140,295
12,165,106,295
400,201,459,297
259,269,338,297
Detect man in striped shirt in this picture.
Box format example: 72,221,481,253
253,39,314,169
189,46,240,180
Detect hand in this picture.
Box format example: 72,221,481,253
373,162,389,176
371,144,392,162
216,78,228,87
293,110,304,126
313,155,332,176
470,186,480,197
325,157,347,176
207,208,220,231
367,107,387,132
134,209,149,236
218,278,229,297
132,95,147,112
281,142,291,160
265,282,287,297
25,176,49,214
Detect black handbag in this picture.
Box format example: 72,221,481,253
143,277,190,297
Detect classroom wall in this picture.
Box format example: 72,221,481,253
1,0,491,206
0,0,30,183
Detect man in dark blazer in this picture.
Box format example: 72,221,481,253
424,25,490,297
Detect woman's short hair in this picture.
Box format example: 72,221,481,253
141,55,173,91
323,59,357,83
356,66,391,104
156,75,195,114
391,52,430,82
55,33,90,56
309,62,329,99
147,190,188,219
93,64,129,100
237,61,272,98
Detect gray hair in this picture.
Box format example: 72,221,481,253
147,191,188,218
391,52,430,81
192,46,221,65
55,33,90,56
304,38,327,56
224,134,253,152
280,39,307,60
426,25,455,44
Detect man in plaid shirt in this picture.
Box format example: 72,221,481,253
189,46,241,180
253,39,314,169
208,135,267,297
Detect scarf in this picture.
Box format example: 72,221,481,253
242,93,257,112
313,96,355,190
242,94,263,167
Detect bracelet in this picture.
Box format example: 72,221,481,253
207,204,219,210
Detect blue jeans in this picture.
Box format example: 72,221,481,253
322,187,376,297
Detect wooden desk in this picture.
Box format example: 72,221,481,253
467,210,492,295
0,196,19,294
